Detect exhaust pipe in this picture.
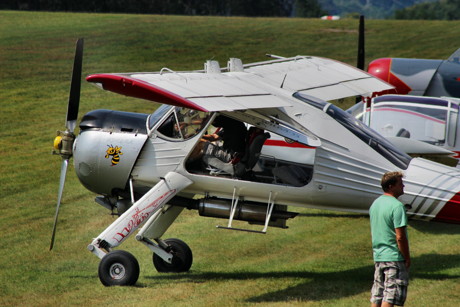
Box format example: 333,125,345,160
168,196,297,229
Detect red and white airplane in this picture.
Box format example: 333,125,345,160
350,17,460,166
368,49,460,98
51,39,460,286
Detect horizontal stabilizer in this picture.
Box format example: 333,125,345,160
387,136,458,167
387,137,454,155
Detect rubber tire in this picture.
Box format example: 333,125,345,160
153,238,193,273
98,250,140,286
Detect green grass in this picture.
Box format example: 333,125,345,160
1,10,459,306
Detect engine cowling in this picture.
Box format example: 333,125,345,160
73,110,149,196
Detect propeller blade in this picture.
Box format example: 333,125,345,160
50,158,69,251
357,15,365,70
66,38,84,133
356,16,365,104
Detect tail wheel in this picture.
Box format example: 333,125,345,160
98,250,140,286
153,238,193,273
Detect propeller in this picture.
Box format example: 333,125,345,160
356,15,365,104
357,15,365,71
50,38,84,250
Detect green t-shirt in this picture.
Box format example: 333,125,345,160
369,195,408,262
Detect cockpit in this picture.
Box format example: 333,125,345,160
348,95,460,150
147,105,315,187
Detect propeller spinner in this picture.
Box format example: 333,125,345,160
50,38,84,250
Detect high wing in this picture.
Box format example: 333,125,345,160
86,56,393,112
243,56,392,100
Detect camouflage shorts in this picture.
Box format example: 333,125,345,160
370,261,409,306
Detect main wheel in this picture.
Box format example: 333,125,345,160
153,238,193,273
98,250,140,286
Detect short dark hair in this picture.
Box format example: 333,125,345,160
381,171,404,192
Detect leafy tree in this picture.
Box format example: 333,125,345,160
317,0,437,19
395,0,460,20
2,0,326,17
295,0,327,17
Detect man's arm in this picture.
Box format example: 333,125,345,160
395,226,410,268
202,133,219,142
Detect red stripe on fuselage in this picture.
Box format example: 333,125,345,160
370,107,445,124
264,139,315,149
433,191,460,224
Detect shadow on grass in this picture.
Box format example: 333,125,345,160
297,212,368,219
409,219,460,235
298,211,460,235
145,254,460,303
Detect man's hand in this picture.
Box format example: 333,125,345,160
395,227,411,268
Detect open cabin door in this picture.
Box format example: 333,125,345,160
185,108,320,188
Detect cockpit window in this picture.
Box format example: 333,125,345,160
293,93,412,169
155,107,211,141
347,96,459,148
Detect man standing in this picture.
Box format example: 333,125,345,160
369,171,410,307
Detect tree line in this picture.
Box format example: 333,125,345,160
3,0,457,20
395,0,460,20
1,0,327,17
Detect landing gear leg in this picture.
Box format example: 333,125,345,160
153,238,193,273
87,172,193,286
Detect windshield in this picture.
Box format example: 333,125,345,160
294,93,412,169
149,105,211,141
346,102,365,121
370,95,459,146
148,104,172,130
349,95,459,147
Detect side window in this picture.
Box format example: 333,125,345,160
156,107,211,140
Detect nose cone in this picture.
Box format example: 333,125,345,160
368,58,392,82
368,58,411,95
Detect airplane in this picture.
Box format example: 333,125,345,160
51,38,460,287
347,94,460,167
354,16,460,98
367,48,460,98
349,17,460,165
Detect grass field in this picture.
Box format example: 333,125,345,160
1,10,459,306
